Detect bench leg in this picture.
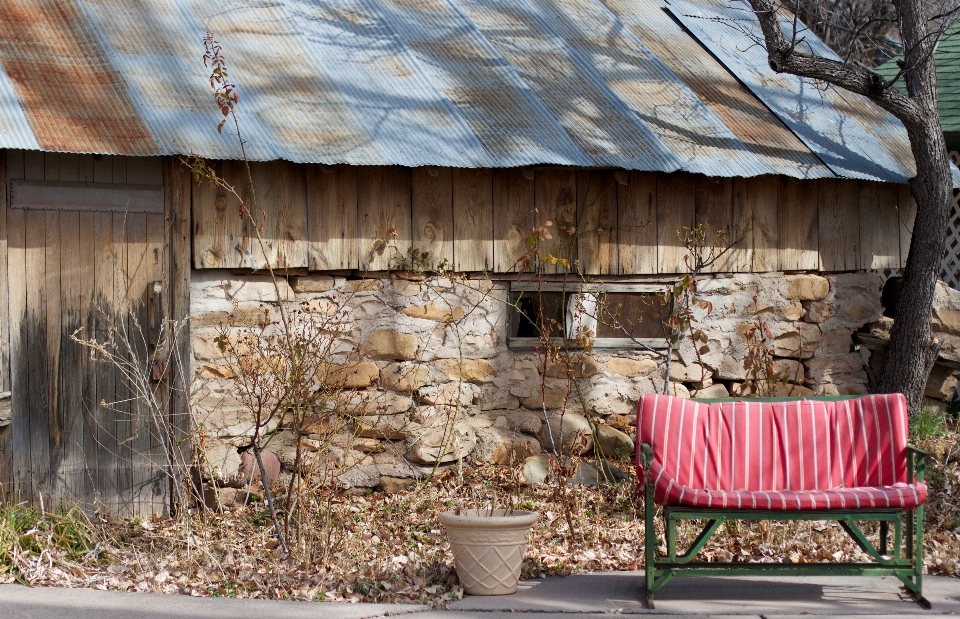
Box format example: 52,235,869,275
898,505,930,609
644,466,656,608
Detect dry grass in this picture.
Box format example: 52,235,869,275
0,429,957,606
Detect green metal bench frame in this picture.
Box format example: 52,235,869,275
640,396,930,609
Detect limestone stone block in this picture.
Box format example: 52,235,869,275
238,450,281,484
194,334,227,361
199,363,236,380
355,414,412,441
803,353,866,387
925,365,960,400
538,412,593,456
785,275,829,301
804,301,833,323
381,363,429,393
767,383,815,397
473,427,541,465
405,423,478,464
772,323,821,359
543,355,601,378
402,302,465,323
292,275,334,293
606,414,635,430
192,306,271,328
336,465,381,489
692,383,730,399
437,358,497,383
520,387,570,410
593,424,634,459
361,330,418,361
373,451,431,479
201,440,242,481
605,358,658,378
392,278,421,297
350,437,384,453
345,279,381,293
225,277,294,303
669,361,712,384
478,385,520,411
495,409,543,435
417,382,479,407
520,454,551,486
783,302,804,321
317,362,379,389
570,461,629,487
378,476,417,494
341,391,413,416
771,358,805,384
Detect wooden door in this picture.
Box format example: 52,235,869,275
6,151,168,516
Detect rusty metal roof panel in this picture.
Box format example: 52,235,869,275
525,0,770,176
369,0,592,167
0,0,918,180
667,0,914,183
599,0,834,179
452,0,684,170
0,63,38,151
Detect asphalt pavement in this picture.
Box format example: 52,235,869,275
2,572,959,618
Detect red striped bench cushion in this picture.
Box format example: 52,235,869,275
636,394,926,510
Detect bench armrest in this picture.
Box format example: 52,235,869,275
906,444,928,484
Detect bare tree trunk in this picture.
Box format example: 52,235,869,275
744,0,953,412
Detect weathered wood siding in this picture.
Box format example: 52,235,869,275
3,150,169,514
191,163,912,274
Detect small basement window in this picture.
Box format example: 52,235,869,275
507,282,671,351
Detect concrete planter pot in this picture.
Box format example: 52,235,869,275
439,509,538,595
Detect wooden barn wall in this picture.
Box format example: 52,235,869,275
192,163,914,275
1,149,185,515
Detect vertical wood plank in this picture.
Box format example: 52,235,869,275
59,153,80,183
24,151,44,181
535,169,577,274
165,158,192,515
453,168,493,272
122,213,150,517
778,177,818,271
44,210,62,500
898,184,917,268
412,167,454,269
192,160,246,269
92,155,112,184
618,171,657,274
657,172,696,274
125,157,149,185
743,176,779,273
818,179,860,271
58,209,85,508
24,209,48,499
112,212,130,515
0,151,10,393
307,165,359,270
7,149,25,181
78,211,97,509
145,213,167,515
77,154,94,183
859,181,901,270
358,166,412,272
7,203,28,499
247,161,307,269
576,170,617,275
0,151,10,491
111,156,127,185
93,211,117,511
694,176,735,273
492,169,535,273
43,152,60,182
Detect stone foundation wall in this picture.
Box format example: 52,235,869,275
188,270,883,492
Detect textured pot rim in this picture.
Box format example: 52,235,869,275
439,509,538,529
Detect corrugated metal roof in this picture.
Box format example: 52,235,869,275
667,0,916,183
0,0,922,181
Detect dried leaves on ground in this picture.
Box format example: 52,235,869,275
1,431,958,606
